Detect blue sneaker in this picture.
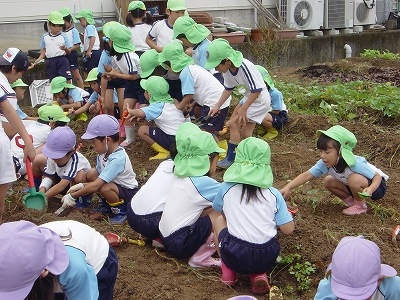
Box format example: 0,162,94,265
109,214,127,225
75,194,92,209
217,157,234,169
94,198,112,214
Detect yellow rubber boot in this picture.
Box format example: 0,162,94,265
263,128,279,140
150,143,170,160
217,139,228,160
255,124,267,135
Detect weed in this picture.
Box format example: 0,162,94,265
306,189,320,211
367,201,400,222
360,49,400,60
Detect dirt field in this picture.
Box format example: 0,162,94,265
5,58,400,299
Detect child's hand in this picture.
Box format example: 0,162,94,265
23,143,36,162
209,105,221,117
68,107,75,116
280,187,290,200
103,64,112,73
67,183,85,194
61,194,76,207
236,107,249,125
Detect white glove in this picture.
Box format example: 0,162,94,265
67,183,84,194
55,194,76,216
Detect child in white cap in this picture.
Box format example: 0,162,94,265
212,137,294,295
39,126,91,207
280,125,388,215
0,47,35,223
126,75,189,160
205,39,272,169
315,236,400,299
62,114,139,225
159,122,225,267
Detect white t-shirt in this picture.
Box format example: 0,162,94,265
83,24,100,51
128,23,152,52
40,32,72,58
111,52,141,76
40,220,109,273
131,159,175,214
44,152,91,181
148,19,173,47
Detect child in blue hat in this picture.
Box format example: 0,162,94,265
61,114,139,225
280,125,388,215
212,137,294,295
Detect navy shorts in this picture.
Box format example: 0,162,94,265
346,178,387,200
124,79,148,105
199,106,229,132
83,49,101,73
218,228,280,274
166,79,183,101
161,215,212,259
97,246,118,300
46,56,72,81
106,78,126,90
270,111,288,130
66,50,79,70
127,204,162,239
116,184,138,204
148,127,175,151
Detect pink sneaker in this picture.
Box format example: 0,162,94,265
221,262,237,286
249,273,270,295
342,196,355,207
342,204,367,216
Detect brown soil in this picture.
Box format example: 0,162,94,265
5,59,400,300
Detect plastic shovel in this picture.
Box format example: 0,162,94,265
15,136,48,220
104,232,146,247
357,191,370,199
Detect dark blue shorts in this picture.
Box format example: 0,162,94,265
148,126,175,151
124,79,148,105
127,204,162,239
199,106,229,132
346,178,387,200
166,79,183,101
116,184,138,204
161,215,212,259
83,49,101,73
46,56,72,81
106,78,126,90
218,228,280,274
97,246,118,300
270,111,288,130
66,50,79,70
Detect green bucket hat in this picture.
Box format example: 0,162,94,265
109,23,135,53
255,65,275,89
173,16,211,44
140,49,163,78
10,79,28,88
205,38,243,70
140,76,173,104
317,125,357,167
128,1,146,11
174,122,225,177
50,76,75,94
48,11,65,25
38,104,70,123
224,137,273,188
85,67,99,82
102,21,120,38
158,41,194,72
59,8,77,23
167,0,187,11
75,9,95,25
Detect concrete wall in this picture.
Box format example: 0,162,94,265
241,30,400,68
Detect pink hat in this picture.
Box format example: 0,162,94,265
328,236,397,300
81,114,119,139
42,126,76,159
0,221,69,299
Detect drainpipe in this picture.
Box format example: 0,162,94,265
344,44,352,58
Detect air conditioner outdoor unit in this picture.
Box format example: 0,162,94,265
324,0,354,29
353,0,376,25
279,0,324,30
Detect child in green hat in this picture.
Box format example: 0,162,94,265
33,11,72,82
205,38,272,169
10,79,38,125
159,122,225,267
212,137,294,295
75,9,101,77
280,125,388,215
256,65,288,140
159,41,230,145
60,8,84,89
126,75,189,160
105,23,144,147
126,1,153,56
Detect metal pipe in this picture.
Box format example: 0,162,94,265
344,44,352,58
